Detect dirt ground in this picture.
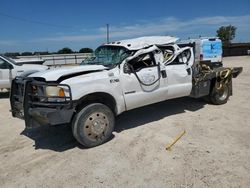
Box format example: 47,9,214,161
0,56,250,188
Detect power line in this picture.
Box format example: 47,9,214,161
0,12,72,28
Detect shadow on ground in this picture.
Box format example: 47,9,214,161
21,124,78,152
21,97,206,152
0,91,10,99
115,97,206,132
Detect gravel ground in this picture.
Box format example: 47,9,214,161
0,56,250,188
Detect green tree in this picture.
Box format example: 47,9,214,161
57,47,73,54
79,48,93,53
216,25,237,46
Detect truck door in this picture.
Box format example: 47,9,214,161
0,58,13,89
165,47,194,99
120,50,167,110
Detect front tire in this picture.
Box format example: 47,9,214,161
72,103,115,147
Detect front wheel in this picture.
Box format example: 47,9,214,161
209,83,230,105
72,103,115,147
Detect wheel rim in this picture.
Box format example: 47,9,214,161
83,112,109,141
217,85,228,101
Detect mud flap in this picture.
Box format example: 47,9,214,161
228,75,233,96
231,67,243,78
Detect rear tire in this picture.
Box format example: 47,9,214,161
209,83,230,105
72,103,115,148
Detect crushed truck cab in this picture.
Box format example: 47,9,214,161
10,36,242,148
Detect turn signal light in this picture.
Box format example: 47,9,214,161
59,88,65,97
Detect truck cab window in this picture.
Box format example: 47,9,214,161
127,53,156,72
168,49,191,65
0,59,10,69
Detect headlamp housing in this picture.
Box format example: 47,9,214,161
46,86,65,97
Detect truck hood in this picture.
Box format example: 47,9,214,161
29,65,108,81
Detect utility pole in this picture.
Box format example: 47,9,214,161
106,24,110,43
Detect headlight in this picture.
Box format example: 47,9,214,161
46,86,65,97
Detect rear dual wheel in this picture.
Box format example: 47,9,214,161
204,83,230,105
72,103,115,148
210,83,230,105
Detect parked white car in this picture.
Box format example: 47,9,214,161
0,55,48,89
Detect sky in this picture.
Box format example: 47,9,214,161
0,0,249,53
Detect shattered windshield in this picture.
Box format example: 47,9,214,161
81,46,131,68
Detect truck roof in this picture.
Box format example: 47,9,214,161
102,36,178,50
178,37,221,44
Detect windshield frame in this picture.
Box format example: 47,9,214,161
81,45,133,68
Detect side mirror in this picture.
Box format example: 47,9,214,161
123,63,131,74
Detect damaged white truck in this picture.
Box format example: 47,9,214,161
10,36,242,147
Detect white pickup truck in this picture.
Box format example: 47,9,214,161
10,36,242,147
0,55,48,89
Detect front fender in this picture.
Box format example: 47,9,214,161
62,77,126,115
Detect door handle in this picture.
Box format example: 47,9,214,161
161,70,167,78
186,68,191,75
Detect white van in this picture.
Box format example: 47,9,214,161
178,37,223,67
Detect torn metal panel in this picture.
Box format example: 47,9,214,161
104,36,178,50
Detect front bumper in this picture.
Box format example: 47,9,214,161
10,77,74,128
27,107,74,127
